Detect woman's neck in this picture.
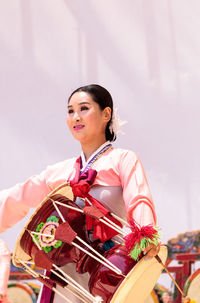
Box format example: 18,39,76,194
81,139,107,161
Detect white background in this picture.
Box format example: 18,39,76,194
0,0,199,262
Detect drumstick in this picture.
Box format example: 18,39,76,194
155,255,186,298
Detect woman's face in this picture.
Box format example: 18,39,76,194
67,91,111,144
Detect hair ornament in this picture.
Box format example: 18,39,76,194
109,108,127,137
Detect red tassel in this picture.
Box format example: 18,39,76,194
124,219,159,253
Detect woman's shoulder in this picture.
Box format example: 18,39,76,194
110,147,139,161
45,157,77,172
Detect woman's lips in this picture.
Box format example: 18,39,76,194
73,125,84,130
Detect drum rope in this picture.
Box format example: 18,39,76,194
53,264,95,301
69,241,123,276
29,230,54,238
50,269,91,303
18,260,73,303
19,259,102,303
53,199,125,238
76,236,124,275
50,199,124,275
28,222,123,276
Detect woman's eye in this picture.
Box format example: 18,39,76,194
80,106,89,111
68,109,74,114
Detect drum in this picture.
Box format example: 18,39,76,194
184,268,200,303
7,282,37,303
13,183,168,303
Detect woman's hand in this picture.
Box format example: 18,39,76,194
182,296,196,303
142,243,160,260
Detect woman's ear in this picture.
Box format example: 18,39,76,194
103,107,112,122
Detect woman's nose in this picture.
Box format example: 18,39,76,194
73,111,80,121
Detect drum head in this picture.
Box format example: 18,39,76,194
7,282,37,303
184,268,200,303
110,245,168,303
12,183,74,267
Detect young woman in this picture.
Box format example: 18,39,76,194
0,84,160,303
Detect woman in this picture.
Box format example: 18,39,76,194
0,84,160,302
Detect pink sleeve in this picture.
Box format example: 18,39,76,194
0,169,51,233
119,151,157,226
0,240,11,296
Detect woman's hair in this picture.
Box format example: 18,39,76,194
68,84,116,141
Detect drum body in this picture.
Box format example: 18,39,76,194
184,268,200,303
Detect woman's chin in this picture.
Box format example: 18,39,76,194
71,132,86,142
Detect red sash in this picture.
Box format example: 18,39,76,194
70,157,122,242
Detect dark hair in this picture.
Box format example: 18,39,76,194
68,84,116,141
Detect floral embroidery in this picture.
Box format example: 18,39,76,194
33,215,62,253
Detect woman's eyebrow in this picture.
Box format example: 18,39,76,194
68,102,90,108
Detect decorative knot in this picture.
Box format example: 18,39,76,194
70,180,91,198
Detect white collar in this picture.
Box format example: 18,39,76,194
80,141,111,171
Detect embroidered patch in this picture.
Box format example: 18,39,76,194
33,215,63,253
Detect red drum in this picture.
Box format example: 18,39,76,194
13,183,168,303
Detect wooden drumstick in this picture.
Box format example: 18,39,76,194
155,255,196,303
155,255,185,296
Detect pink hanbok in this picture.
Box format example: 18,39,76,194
0,143,156,302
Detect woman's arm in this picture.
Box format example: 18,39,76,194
0,158,75,234
119,150,156,226
0,170,51,233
